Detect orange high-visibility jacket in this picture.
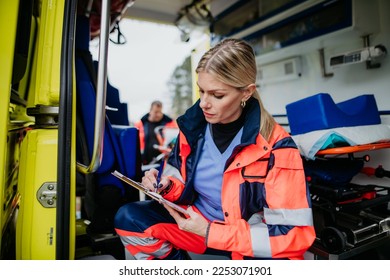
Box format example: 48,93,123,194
163,98,316,259
134,114,177,153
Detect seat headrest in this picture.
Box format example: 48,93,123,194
75,16,91,51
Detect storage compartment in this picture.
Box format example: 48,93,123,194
286,93,381,135
210,0,380,64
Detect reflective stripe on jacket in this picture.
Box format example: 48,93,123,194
163,98,315,259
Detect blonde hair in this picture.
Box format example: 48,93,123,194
196,38,275,141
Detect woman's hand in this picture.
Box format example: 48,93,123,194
141,168,170,193
164,204,209,237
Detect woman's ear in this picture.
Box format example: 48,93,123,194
243,83,256,101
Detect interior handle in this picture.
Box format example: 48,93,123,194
76,0,111,174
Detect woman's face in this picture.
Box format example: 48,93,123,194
197,72,250,124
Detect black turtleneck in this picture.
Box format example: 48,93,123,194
211,108,246,153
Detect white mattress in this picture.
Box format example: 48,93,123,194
291,124,390,159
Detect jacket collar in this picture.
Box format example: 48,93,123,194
177,97,260,147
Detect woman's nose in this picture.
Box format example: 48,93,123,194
200,95,210,109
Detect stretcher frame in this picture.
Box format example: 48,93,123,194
308,141,390,259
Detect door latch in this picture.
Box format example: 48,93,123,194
37,182,57,208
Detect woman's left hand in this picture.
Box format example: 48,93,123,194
163,204,209,237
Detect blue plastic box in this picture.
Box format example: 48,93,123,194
286,93,381,135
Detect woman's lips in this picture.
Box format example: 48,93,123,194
203,111,214,118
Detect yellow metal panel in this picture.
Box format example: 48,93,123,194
0,0,19,251
17,12,38,103
16,129,58,260
32,0,65,106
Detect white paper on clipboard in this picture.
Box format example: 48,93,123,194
111,170,188,215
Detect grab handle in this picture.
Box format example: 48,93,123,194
76,0,111,174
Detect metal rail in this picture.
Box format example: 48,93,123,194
76,0,111,174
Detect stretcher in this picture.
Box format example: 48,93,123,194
315,141,390,156
305,140,390,258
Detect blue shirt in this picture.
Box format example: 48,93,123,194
193,124,243,221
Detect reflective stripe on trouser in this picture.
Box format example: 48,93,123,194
114,200,207,259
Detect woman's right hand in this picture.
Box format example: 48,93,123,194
141,168,171,193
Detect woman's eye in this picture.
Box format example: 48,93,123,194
214,94,223,99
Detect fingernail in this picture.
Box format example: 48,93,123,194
153,183,157,188
158,183,163,189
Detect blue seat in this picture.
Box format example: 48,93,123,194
75,16,141,233
93,60,130,126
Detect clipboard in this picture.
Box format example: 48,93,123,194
111,170,188,215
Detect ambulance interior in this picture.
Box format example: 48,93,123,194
115,0,390,260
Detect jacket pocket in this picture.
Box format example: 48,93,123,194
241,158,270,183
272,149,303,170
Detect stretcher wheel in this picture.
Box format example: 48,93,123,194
320,227,347,253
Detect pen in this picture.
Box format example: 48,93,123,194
155,160,165,193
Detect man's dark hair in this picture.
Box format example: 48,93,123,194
150,100,162,109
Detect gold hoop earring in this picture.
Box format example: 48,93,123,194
241,100,246,108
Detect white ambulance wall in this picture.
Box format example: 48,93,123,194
258,0,390,184
260,0,389,122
